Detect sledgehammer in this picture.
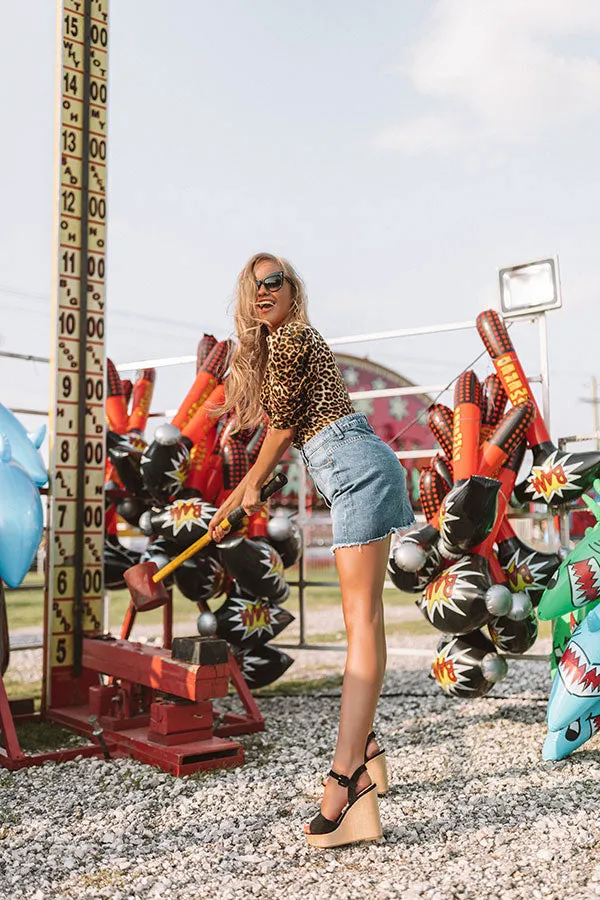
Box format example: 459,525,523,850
123,472,288,609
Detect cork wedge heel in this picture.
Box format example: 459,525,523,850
306,764,383,850
364,730,389,796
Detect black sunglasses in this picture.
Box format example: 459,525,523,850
255,270,290,293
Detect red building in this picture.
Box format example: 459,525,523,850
278,353,433,510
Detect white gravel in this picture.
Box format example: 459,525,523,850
2,654,600,899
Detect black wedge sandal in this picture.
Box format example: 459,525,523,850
305,763,382,849
364,730,389,795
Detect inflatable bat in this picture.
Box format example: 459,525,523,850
477,310,600,505
432,630,508,698
234,644,294,689
488,610,538,654
214,587,294,651
106,358,129,434
496,520,560,607
104,535,141,590
266,514,302,569
175,551,227,603
140,424,191,504
128,368,155,434
217,534,289,604
139,495,218,550
172,340,231,431
107,430,148,498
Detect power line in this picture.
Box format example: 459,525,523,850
384,325,514,447
0,284,218,333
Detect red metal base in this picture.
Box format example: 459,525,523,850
44,639,263,776
48,704,244,776
114,598,265,739
0,685,103,771
1,602,264,774
0,744,104,771
214,650,264,738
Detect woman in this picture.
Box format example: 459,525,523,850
208,253,415,848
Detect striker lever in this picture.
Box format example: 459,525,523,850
123,473,287,610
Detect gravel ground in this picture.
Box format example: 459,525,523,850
2,651,600,899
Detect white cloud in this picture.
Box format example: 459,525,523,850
375,113,467,152
376,0,600,152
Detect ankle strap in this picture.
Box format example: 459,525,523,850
329,764,368,805
328,769,350,788
364,730,376,756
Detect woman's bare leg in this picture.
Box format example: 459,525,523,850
305,536,390,828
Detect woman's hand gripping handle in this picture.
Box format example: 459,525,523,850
208,472,287,544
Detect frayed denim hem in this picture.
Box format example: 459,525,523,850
331,522,416,554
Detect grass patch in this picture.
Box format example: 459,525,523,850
297,614,552,646
6,567,415,636
78,870,123,890
13,720,86,754
238,734,280,765
256,673,343,696
119,765,146,791
4,572,46,631
2,675,42,705
0,808,20,826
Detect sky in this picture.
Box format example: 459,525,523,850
1,0,599,451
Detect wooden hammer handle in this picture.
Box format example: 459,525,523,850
151,472,287,584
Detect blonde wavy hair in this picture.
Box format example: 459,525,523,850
220,252,310,432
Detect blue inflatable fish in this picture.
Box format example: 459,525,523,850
543,697,600,760
0,435,44,587
546,604,600,732
0,404,47,487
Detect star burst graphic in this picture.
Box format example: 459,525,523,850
488,618,514,647
503,548,552,595
167,500,216,536
524,450,582,502
259,545,284,583
240,650,270,678
165,447,191,487
438,494,459,540
432,639,478,695
227,597,275,642
423,556,479,622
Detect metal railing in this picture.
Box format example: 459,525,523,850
260,312,555,655
110,311,557,656
557,431,600,547
3,311,557,662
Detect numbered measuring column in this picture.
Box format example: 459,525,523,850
46,0,109,708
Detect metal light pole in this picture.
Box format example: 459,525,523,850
580,376,600,450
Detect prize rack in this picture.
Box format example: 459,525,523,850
0,0,263,775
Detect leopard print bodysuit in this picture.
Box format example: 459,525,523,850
260,321,354,449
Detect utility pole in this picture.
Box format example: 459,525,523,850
581,376,600,450
594,376,600,451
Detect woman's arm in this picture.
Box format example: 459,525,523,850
208,426,295,541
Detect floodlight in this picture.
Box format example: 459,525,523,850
498,257,562,317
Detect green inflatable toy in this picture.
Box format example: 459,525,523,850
550,605,599,679
538,479,600,621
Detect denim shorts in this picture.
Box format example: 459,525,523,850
300,413,416,552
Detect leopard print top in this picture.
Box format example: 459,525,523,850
260,322,354,448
